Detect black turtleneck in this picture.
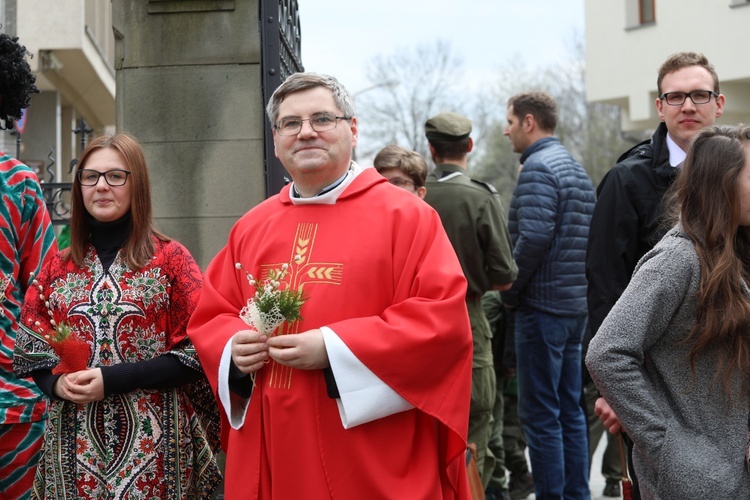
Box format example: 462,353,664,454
88,212,130,271
31,212,203,399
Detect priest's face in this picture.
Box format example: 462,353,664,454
273,86,358,197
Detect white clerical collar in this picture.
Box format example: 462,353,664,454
665,133,687,167
290,162,366,205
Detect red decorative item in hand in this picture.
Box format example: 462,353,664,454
617,432,633,500
48,329,90,375
45,312,90,375
32,277,91,374
621,478,633,500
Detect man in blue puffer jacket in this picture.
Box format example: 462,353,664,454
501,92,595,500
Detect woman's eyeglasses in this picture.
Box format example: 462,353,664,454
76,169,131,187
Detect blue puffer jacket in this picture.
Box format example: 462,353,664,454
501,137,595,316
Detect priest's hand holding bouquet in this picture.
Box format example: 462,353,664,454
231,263,328,380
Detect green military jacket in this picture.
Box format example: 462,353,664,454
424,163,517,297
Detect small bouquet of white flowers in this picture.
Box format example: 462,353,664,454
236,263,306,387
236,262,306,337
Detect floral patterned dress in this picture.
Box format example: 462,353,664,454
14,239,221,499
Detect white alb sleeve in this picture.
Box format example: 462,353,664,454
218,337,251,429
321,326,414,428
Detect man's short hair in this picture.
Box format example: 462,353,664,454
373,145,428,187
266,72,355,126
427,137,471,161
657,52,720,95
507,92,558,133
0,34,39,130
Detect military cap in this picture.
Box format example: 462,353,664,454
424,112,472,142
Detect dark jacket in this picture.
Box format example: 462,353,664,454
585,123,677,337
482,290,515,370
502,137,595,316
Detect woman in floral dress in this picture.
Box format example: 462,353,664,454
13,133,221,499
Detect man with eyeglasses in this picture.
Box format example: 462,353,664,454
423,112,518,494
188,72,475,498
373,144,428,198
585,52,725,499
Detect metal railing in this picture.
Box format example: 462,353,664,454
38,117,92,225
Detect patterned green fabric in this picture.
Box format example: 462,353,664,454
0,152,56,424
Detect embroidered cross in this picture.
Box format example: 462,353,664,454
261,222,343,389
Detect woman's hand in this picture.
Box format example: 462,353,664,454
54,368,105,403
594,397,623,434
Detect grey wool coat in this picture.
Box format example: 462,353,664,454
586,225,750,500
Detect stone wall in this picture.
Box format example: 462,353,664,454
112,0,267,268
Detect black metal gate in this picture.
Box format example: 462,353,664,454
37,117,91,225
259,0,304,197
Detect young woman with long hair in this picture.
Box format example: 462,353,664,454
13,133,221,498
587,125,750,499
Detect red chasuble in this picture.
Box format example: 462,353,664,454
188,168,472,499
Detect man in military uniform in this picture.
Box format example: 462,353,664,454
424,112,517,493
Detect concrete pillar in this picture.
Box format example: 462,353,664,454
111,0,267,269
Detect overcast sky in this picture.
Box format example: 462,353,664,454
298,1,585,95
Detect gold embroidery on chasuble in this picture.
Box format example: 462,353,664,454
261,223,343,389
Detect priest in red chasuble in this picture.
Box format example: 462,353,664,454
187,72,473,499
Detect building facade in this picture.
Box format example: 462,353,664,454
3,0,303,268
585,0,750,131
1,0,115,223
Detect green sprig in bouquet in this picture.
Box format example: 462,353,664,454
235,263,306,337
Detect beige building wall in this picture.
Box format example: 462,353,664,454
4,0,115,227
586,0,750,131
18,0,115,132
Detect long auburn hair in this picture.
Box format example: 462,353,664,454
669,125,750,395
68,133,169,269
